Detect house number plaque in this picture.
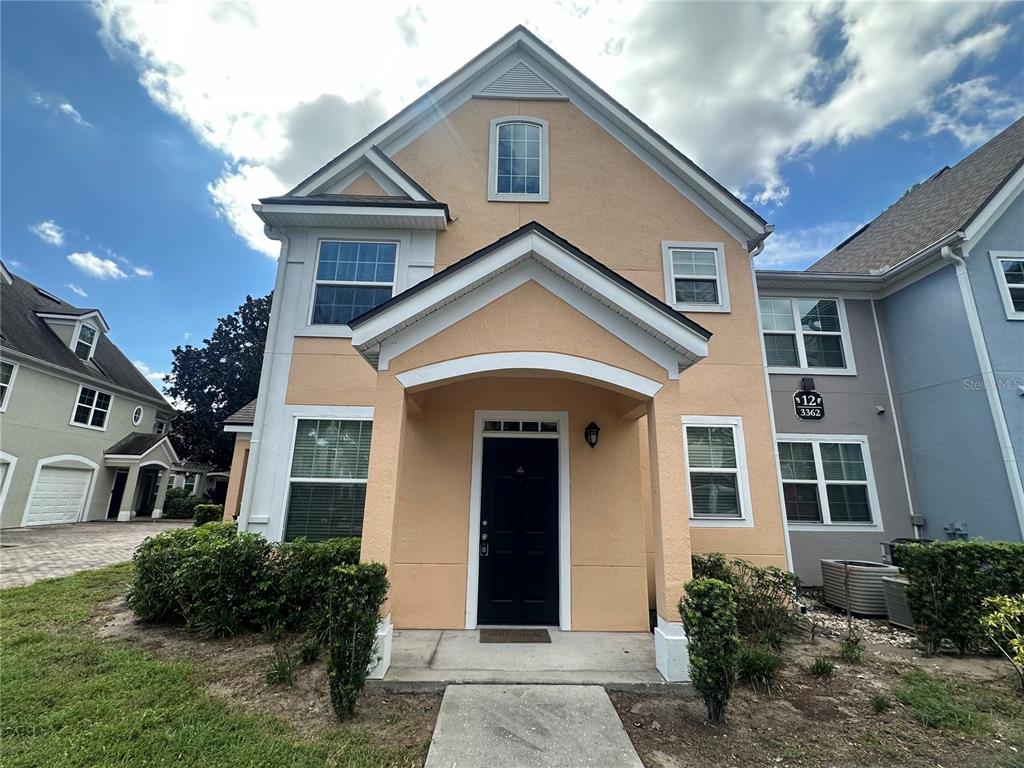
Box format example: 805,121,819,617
793,390,825,421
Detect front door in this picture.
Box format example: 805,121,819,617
106,469,128,519
477,437,559,626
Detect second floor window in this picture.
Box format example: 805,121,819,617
72,385,111,429
74,323,98,361
759,297,850,372
0,361,16,411
312,241,397,326
489,117,549,202
992,251,1024,319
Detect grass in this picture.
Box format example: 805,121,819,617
737,645,784,694
0,565,413,768
896,669,986,734
869,693,891,714
810,656,835,679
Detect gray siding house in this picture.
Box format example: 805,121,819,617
0,265,178,528
757,116,1024,584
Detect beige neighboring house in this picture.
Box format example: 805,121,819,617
226,27,790,682
0,263,178,528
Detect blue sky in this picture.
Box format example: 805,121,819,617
3,2,1022,386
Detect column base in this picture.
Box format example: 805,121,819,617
367,614,393,679
654,614,690,682
151,508,163,519
116,511,136,522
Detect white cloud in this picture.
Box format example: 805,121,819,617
133,360,168,384
31,93,93,127
926,76,1024,146
66,283,88,298
29,219,65,246
133,265,154,277
757,220,865,271
94,1,1019,250
67,251,128,280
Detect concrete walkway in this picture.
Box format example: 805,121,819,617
425,685,644,768
0,520,188,588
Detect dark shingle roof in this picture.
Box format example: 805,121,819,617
224,399,257,426
810,116,1024,274
105,432,170,456
1,270,167,405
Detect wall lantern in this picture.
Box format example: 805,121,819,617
584,421,600,448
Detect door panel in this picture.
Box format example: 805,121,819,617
26,466,92,525
478,437,559,626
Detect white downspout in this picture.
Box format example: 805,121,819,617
237,225,290,530
940,244,1024,538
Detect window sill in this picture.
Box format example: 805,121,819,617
70,421,108,432
689,516,754,528
767,366,857,377
487,192,549,203
788,522,882,533
300,325,355,339
672,303,730,314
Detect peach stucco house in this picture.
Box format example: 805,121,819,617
225,27,791,682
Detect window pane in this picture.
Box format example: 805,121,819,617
317,241,396,283
483,420,502,432
78,387,96,407
74,405,91,424
285,482,366,541
826,484,871,522
1001,259,1024,285
1011,288,1024,313
764,333,799,367
0,362,12,386
798,300,841,332
95,392,111,411
820,443,867,481
90,409,107,428
779,442,816,480
674,278,719,304
758,298,795,331
291,419,372,480
690,473,740,517
671,250,718,277
496,122,541,195
804,334,846,368
784,483,822,522
686,426,736,469
75,340,92,359
312,285,392,325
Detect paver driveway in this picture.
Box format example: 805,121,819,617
0,520,188,588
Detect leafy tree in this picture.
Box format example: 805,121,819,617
165,293,270,467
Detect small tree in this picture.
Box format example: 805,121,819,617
982,595,1024,691
679,578,740,723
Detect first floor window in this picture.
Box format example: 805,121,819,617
685,422,743,519
779,438,874,525
759,297,849,370
72,385,111,429
285,418,372,541
0,361,16,410
182,473,197,494
312,241,397,326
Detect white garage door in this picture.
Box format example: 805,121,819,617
25,466,93,525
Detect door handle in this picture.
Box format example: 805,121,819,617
480,542,489,557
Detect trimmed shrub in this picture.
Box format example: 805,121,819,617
692,553,735,585
982,594,1024,690
736,645,784,694
272,537,361,640
810,656,835,679
327,563,389,720
899,541,1024,655
163,487,200,519
679,578,740,723
193,504,224,527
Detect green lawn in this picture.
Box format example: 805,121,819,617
1,565,412,767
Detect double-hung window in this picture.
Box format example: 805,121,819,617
683,416,751,524
759,297,852,373
71,385,111,429
182,473,197,494
662,242,729,312
285,418,372,541
0,361,17,412
311,241,397,327
778,437,878,527
489,117,549,202
74,323,98,361
991,251,1024,319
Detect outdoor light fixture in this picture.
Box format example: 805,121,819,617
584,421,600,448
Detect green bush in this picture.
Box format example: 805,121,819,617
127,526,225,622
679,578,739,723
838,637,863,663
299,636,322,666
327,563,389,720
272,537,361,640
163,487,200,519
264,645,297,686
899,541,1024,655
869,694,891,714
810,656,835,678
736,645,784,694
692,553,735,584
982,594,1024,690
193,504,224,527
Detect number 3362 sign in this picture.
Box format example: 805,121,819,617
793,390,824,421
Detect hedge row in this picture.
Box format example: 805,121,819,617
162,487,200,519
898,540,1024,655
193,504,224,527
127,523,362,637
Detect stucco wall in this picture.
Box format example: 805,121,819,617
0,361,160,527
878,264,1021,540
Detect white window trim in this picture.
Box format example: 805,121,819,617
662,241,730,313
0,361,19,413
307,236,402,336
682,415,753,528
487,116,550,203
132,405,144,427
71,321,99,362
0,450,18,515
777,433,883,532
760,295,857,376
466,410,571,630
990,250,1024,321
69,383,113,432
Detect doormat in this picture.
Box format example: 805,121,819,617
479,628,551,644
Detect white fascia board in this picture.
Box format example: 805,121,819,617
964,164,1024,243
223,424,254,434
254,204,447,231
256,203,446,222
364,147,430,201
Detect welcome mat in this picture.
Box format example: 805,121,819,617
479,628,551,644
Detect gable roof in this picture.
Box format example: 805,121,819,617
286,26,769,249
810,116,1024,274
224,398,257,426
1,269,168,406
349,221,711,377
105,432,179,463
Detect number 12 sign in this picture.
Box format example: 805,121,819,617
793,390,824,421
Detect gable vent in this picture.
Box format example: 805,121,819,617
479,61,563,99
